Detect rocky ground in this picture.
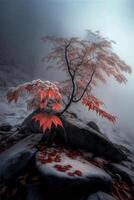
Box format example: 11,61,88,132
0,112,134,200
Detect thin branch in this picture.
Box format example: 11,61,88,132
72,65,97,103
60,45,97,114
60,42,76,115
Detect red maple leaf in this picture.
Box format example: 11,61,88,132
52,102,62,111
32,113,63,132
82,97,117,123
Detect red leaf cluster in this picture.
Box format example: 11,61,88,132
32,113,63,132
36,147,83,177
82,96,117,123
7,79,62,111
7,80,63,133
54,164,72,172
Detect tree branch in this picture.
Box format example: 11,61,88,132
72,65,97,103
60,42,76,115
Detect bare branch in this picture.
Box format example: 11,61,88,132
60,42,76,114
73,65,97,103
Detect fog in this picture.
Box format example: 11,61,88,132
0,0,134,140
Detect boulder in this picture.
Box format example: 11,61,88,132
0,122,12,131
108,163,134,184
58,117,126,162
36,146,112,193
26,184,45,200
0,134,43,183
87,121,101,133
20,110,126,162
85,191,116,200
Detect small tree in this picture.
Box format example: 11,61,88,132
7,31,131,132
41,31,131,122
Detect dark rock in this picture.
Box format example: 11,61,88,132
36,146,112,193
20,109,52,133
0,122,12,131
87,121,101,133
119,159,134,171
85,191,116,200
0,134,43,183
20,110,126,162
26,184,45,200
59,117,127,162
108,163,134,184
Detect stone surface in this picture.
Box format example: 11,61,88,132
87,121,101,133
108,163,134,184
36,146,112,193
26,184,45,200
0,122,12,131
0,134,43,183
58,117,126,162
85,191,116,200
20,110,126,162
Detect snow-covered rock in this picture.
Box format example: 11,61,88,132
36,146,112,193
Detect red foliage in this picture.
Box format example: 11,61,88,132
32,113,63,132
37,147,83,177
7,79,62,111
7,31,132,133
7,80,63,132
74,170,83,176
42,31,131,123
82,97,117,123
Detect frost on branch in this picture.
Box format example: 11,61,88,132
7,79,62,111
6,79,63,132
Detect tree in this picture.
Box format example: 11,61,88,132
41,31,131,123
7,31,131,132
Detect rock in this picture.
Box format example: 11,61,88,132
119,160,134,171
87,121,101,133
36,146,112,193
58,117,126,162
20,111,126,162
85,191,116,200
0,122,12,131
20,109,51,133
0,134,43,183
26,184,45,200
108,163,134,184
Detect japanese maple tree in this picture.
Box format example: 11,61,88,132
41,31,131,124
7,31,131,132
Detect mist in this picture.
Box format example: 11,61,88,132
0,0,134,141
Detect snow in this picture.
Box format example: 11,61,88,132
36,147,110,179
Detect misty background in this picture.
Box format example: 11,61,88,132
0,0,134,148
